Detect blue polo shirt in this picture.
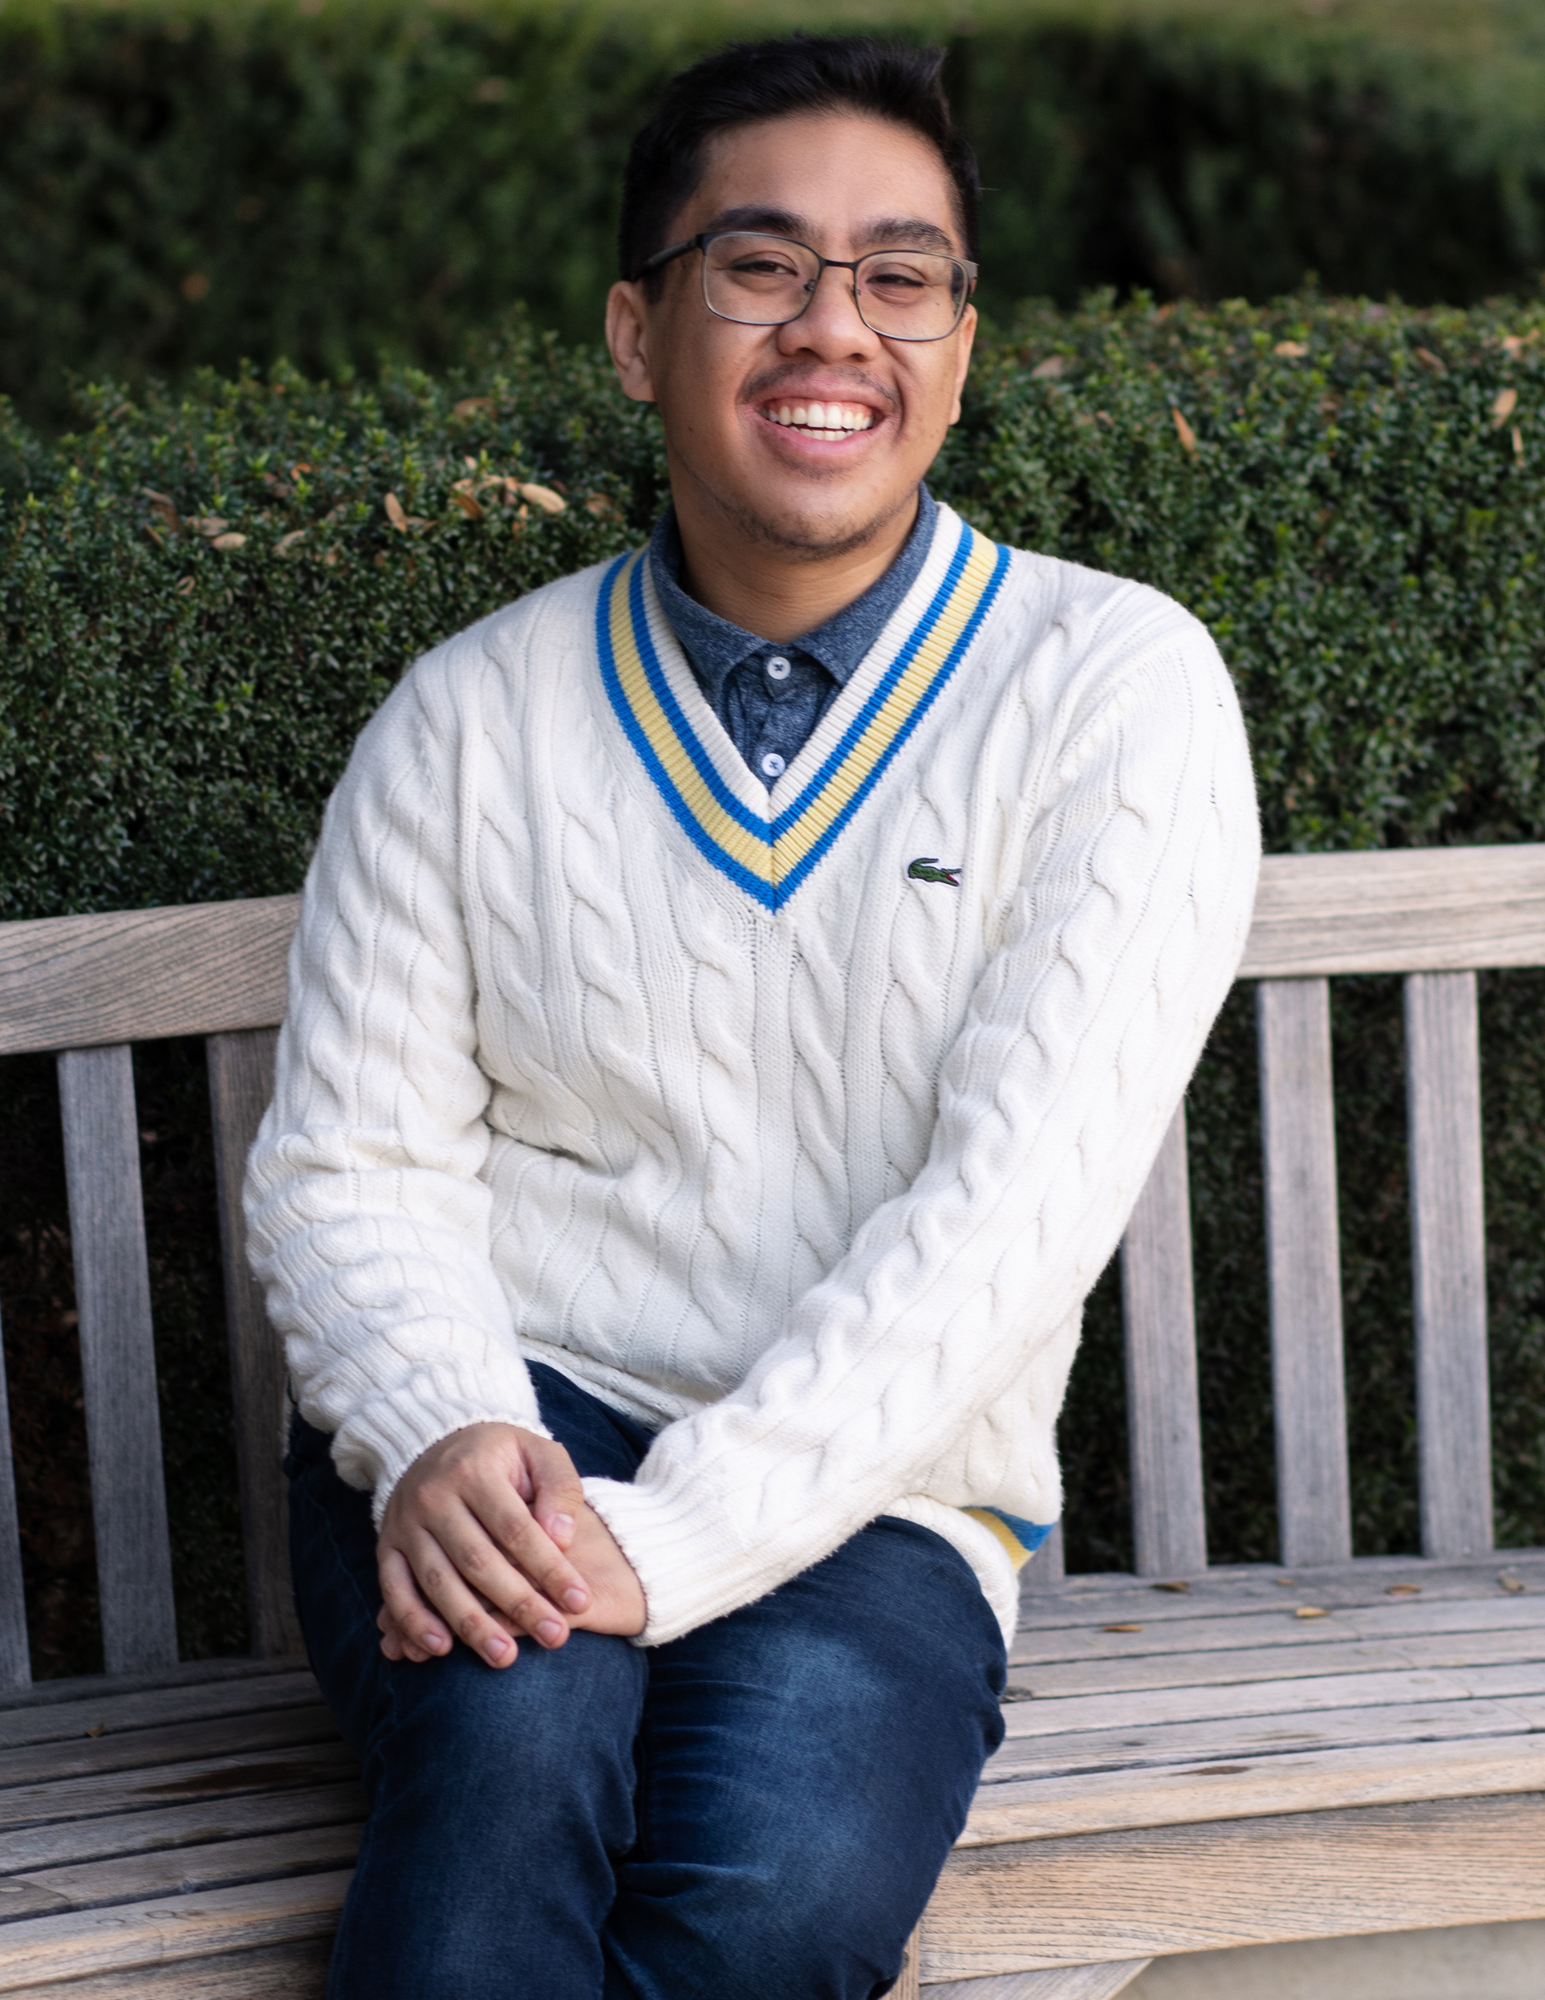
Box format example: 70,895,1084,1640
647,487,937,787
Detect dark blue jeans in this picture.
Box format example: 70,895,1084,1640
287,1363,1006,2000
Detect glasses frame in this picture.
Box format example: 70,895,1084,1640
636,230,978,343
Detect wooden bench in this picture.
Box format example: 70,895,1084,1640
1,846,1543,1997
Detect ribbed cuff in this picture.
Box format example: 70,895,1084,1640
342,1356,551,1527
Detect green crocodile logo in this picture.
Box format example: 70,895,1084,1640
907,856,962,887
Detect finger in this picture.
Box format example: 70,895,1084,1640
464,1475,591,1617
430,1501,572,1650
378,1540,471,1663
524,1436,588,1557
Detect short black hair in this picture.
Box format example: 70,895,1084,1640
619,34,980,288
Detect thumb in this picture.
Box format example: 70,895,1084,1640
523,1434,586,1550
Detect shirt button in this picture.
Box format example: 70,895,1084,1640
766,655,792,681
760,752,786,780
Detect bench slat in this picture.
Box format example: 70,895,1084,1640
0,1869,352,1991
924,1969,1151,2000
1256,980,1352,1568
1239,845,1545,977
8,1938,333,2000
0,1780,364,1877
0,1324,30,1692
0,902,296,1058
1120,1107,1206,1578
1020,1526,1065,1594
1404,972,1495,1559
57,1049,178,1676
0,1822,361,1922
207,1030,299,1660
922,1793,1545,1980
0,1739,359,1837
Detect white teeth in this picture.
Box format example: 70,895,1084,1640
766,400,877,435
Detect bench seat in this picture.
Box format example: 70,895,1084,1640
3,1552,1542,1996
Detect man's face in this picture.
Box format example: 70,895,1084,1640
607,109,977,560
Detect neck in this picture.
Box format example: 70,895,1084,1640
669,481,920,643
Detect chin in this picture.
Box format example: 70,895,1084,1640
728,478,913,561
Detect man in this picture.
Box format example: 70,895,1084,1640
247,33,1259,2000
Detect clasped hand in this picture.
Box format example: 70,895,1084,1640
375,1423,646,1669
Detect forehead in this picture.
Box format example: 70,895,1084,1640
688,109,964,253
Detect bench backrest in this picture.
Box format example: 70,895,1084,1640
1,849,1543,1686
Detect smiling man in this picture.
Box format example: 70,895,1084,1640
247,34,1259,2000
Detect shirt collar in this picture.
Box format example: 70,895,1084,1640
646,486,938,708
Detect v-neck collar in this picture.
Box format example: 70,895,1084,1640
594,503,1011,913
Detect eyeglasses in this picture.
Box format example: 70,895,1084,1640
637,230,977,343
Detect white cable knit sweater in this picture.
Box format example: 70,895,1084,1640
245,502,1260,1648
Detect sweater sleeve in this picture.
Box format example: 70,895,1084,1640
584,618,1260,1644
243,650,551,1508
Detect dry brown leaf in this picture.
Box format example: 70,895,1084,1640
1385,1583,1421,1597
1171,407,1197,454
1493,386,1519,425
1152,1579,1191,1593
1500,333,1539,358
511,505,530,534
1414,346,1446,374
141,487,180,530
276,529,308,555
210,532,247,551
517,481,566,515
586,494,619,517
1274,340,1308,358
175,577,195,595
83,1723,105,1738
384,492,408,532
454,397,495,418
1031,354,1071,380
1514,425,1525,461
450,486,485,520
1274,1577,1298,1587
187,516,228,537
1295,1605,1328,1619
1103,1623,1143,1633
1499,1569,1526,1594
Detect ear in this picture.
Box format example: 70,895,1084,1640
606,281,657,405
947,303,978,426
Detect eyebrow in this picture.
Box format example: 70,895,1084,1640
698,205,961,258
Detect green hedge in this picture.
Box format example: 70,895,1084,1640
9,0,1545,431
4,292,1545,1663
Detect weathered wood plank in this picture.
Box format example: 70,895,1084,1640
11,1938,332,2000
207,1030,298,1661
923,1966,1151,1999
0,1660,303,1718
0,1822,361,1921
894,1927,921,2000
56,1047,178,1676
1001,1661,1545,1740
962,1732,1545,1847
984,1694,1545,1784
1256,980,1352,1569
0,1319,30,1694
0,901,296,1058
0,1781,364,1876
0,1737,354,1837
0,1672,319,1754
1404,971,1494,1560
1013,1590,1545,1666
0,1868,350,1989
0,1706,340,1797
1238,846,1545,979
1014,1553,1545,1637
1120,1107,1206,1580
1005,1623,1545,1702
921,1794,1545,1979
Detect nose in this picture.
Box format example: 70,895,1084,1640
775,260,879,361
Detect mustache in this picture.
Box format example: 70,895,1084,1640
741,366,897,413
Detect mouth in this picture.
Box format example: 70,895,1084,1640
758,398,880,442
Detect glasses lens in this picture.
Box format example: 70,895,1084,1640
703,233,820,326
856,250,969,340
